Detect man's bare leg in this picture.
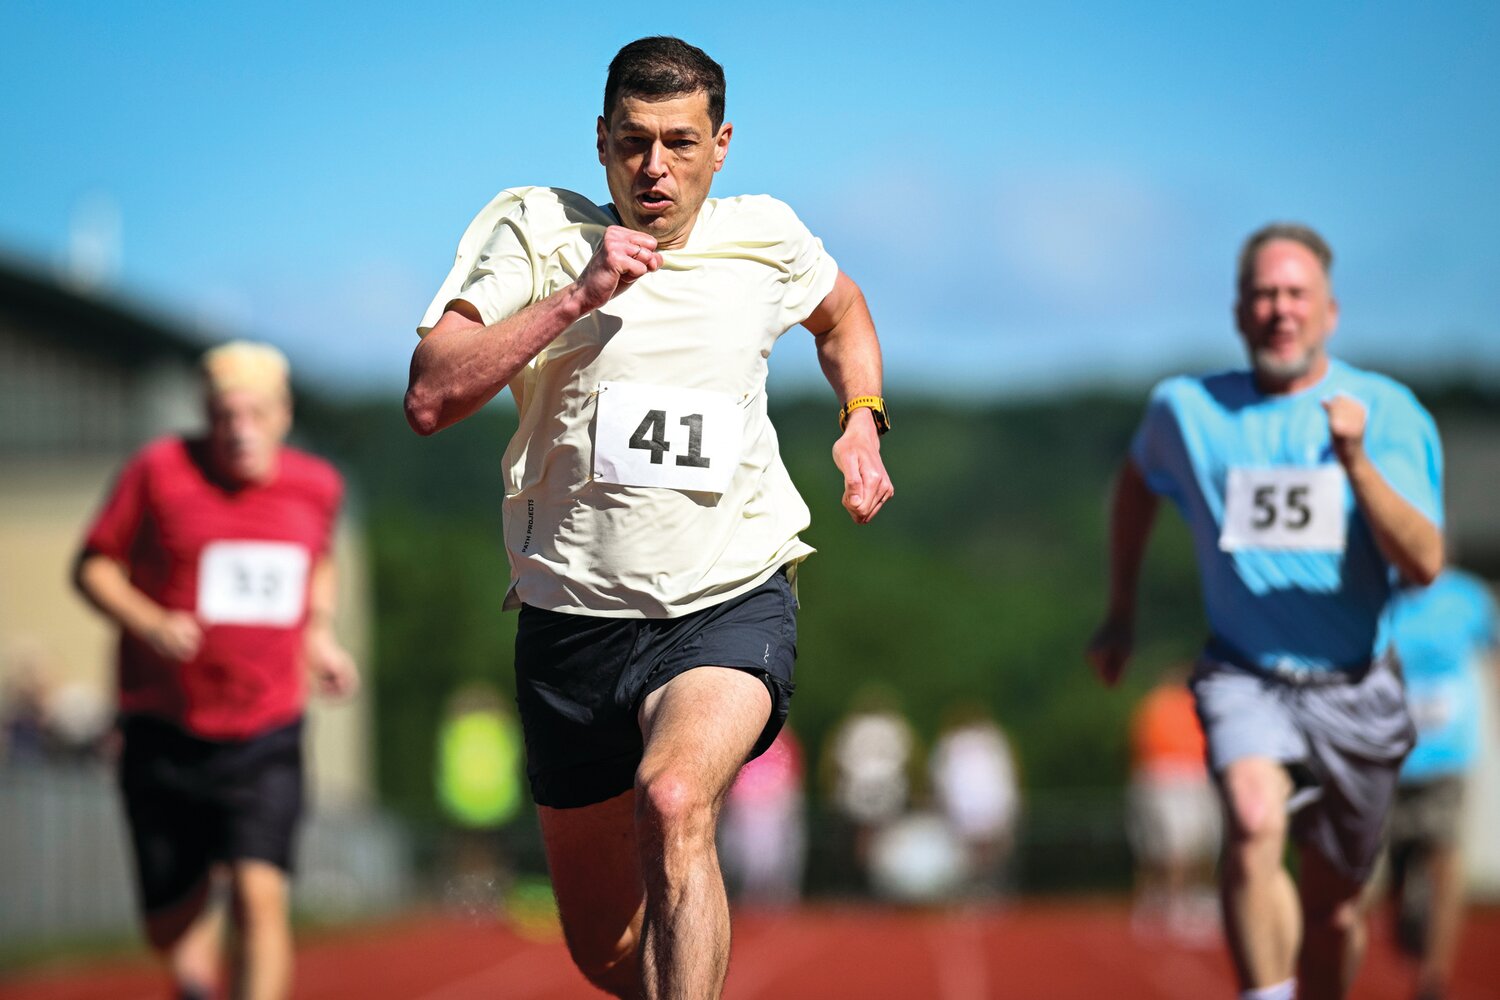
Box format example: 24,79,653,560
538,791,647,998
231,860,293,1000
1297,845,1368,1000
635,667,771,1000
1219,757,1300,991
144,869,227,999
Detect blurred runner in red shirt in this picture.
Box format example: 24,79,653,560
75,341,358,1000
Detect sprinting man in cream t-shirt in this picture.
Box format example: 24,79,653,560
405,36,893,1000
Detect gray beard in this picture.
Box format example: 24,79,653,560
1250,346,1314,384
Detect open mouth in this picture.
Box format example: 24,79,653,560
636,191,672,213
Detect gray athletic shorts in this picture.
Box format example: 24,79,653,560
1190,648,1415,883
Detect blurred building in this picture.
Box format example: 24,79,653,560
0,258,393,940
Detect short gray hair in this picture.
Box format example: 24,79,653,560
1237,222,1333,292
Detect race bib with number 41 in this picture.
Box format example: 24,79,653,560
1219,466,1348,552
593,380,743,495
198,541,311,626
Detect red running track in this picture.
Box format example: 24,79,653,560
4,902,1499,999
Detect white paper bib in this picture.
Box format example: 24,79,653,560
1219,466,1347,552
197,541,311,626
593,380,743,494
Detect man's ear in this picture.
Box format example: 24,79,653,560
713,121,733,173
597,115,608,165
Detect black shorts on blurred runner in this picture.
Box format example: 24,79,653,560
118,715,304,913
514,567,798,809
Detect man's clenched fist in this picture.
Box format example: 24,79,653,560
574,226,663,312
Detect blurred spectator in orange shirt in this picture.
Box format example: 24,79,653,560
1127,667,1221,944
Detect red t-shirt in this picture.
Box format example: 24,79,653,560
83,437,343,740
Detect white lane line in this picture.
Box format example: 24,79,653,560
927,910,988,1000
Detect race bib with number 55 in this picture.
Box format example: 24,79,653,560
198,541,311,626
1219,466,1347,552
593,380,743,495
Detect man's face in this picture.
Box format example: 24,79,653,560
1235,239,1339,385
597,90,731,250
206,387,291,485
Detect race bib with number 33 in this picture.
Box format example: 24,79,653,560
1219,466,1348,552
198,541,311,626
593,380,743,495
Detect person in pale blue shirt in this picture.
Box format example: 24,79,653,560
1395,570,1495,785
1088,222,1445,1000
1380,568,1499,1000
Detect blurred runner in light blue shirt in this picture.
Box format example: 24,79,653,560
1088,222,1447,1000
1379,567,1498,1000
1394,569,1498,782
1130,360,1443,673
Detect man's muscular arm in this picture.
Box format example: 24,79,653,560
1323,394,1444,585
404,226,663,436
804,271,894,524
74,552,203,662
1086,459,1160,687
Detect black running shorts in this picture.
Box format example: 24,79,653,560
118,715,304,913
514,568,798,809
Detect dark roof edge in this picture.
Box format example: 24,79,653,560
0,250,212,368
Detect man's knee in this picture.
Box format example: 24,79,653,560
152,925,219,992
232,861,290,931
1221,759,1292,855
143,890,222,993
1305,893,1362,936
636,767,717,844
554,895,643,997
1300,849,1366,933
143,879,215,952
566,934,641,998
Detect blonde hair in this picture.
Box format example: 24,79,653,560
201,340,290,398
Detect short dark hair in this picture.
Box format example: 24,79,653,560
604,36,726,131
1237,222,1334,292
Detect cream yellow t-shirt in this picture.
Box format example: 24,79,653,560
418,186,839,618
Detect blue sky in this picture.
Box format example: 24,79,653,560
3,2,1497,397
